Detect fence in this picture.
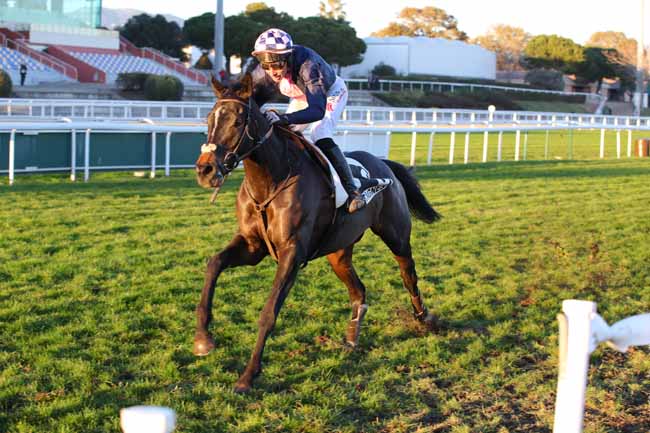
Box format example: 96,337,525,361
1,98,647,128
343,78,603,102
3,119,650,185
553,300,650,433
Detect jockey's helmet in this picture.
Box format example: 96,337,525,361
252,28,293,64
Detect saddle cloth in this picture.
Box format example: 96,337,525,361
307,140,393,209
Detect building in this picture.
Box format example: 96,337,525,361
0,0,206,86
341,36,496,80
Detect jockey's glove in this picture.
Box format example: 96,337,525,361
265,110,289,127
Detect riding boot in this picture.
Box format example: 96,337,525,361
320,144,366,213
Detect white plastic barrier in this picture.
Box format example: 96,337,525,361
120,406,176,433
553,300,650,433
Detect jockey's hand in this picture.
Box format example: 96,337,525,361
265,110,289,127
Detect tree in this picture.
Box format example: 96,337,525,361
472,24,531,72
119,14,186,59
183,12,215,52
587,31,637,68
372,6,468,41
244,2,293,30
522,34,584,73
574,47,618,92
291,17,365,68
319,0,346,20
224,14,266,72
524,69,565,90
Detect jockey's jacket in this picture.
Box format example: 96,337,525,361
250,45,337,125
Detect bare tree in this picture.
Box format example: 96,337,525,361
473,24,531,72
372,6,467,41
319,0,346,20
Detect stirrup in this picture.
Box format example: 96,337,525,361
347,192,366,213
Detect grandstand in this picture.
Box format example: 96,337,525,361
0,0,207,87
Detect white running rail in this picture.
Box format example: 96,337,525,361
553,300,650,433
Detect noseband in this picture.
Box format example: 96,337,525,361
201,98,274,175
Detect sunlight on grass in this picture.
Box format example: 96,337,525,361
1,157,650,432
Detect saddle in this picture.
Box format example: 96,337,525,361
276,126,392,209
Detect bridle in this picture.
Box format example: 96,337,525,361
201,97,274,176
199,97,275,203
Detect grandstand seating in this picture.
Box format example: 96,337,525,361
0,47,68,84
70,51,197,85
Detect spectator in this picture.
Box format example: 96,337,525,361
19,63,27,86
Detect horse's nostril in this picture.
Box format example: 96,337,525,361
201,165,213,177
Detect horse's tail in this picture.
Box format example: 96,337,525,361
382,159,441,223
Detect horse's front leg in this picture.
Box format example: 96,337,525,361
194,234,267,356
234,245,301,393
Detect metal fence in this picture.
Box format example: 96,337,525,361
2,119,650,185
1,98,645,128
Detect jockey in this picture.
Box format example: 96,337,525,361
249,28,366,213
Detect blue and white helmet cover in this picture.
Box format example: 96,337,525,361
253,28,294,54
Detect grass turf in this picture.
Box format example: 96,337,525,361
1,145,650,432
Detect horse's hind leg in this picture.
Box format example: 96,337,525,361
327,246,368,347
372,223,437,330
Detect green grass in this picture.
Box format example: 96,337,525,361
1,153,650,432
513,101,588,113
389,129,650,167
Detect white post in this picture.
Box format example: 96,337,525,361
84,129,90,182
70,129,76,181
8,129,15,185
464,132,470,164
449,132,456,164
616,130,621,159
410,131,417,166
627,130,632,158
600,129,605,158
482,131,488,163
515,130,521,161
150,132,157,178
384,131,391,159
427,132,435,165
553,300,597,433
165,132,171,177
497,131,503,162
120,406,176,433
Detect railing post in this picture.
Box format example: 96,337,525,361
616,130,621,159
515,130,521,161
384,131,391,159
8,129,15,185
427,132,435,165
497,131,503,162
545,130,550,160
600,129,605,158
150,132,157,178
464,132,470,164
70,129,76,181
410,132,417,167
626,118,632,157
165,132,171,176
449,132,456,164
482,131,488,163
84,129,91,182
553,300,596,433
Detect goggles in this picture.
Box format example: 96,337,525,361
261,61,287,70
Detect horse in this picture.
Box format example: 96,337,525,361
194,74,440,393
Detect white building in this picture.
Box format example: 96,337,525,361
341,36,496,80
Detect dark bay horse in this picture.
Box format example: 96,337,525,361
194,74,440,393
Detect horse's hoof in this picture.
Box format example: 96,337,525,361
193,334,216,356
233,381,251,394
419,313,438,332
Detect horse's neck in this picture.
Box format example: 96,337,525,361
243,134,296,198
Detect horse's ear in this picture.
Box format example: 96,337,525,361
211,75,225,97
239,73,253,100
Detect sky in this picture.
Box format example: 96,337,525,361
101,0,649,44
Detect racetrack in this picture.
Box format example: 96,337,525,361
1,158,650,432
